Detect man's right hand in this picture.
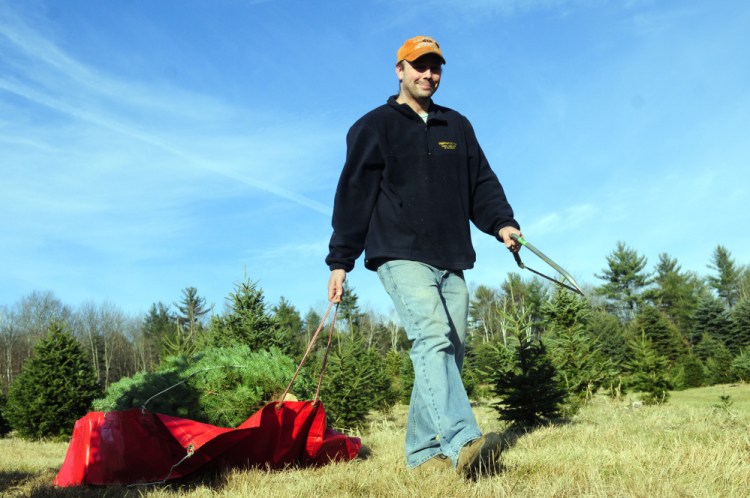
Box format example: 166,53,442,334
328,269,346,303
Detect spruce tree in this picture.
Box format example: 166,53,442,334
203,277,295,355
646,253,703,334
691,296,733,351
318,331,395,429
625,334,671,405
174,286,211,345
585,309,630,372
273,296,304,357
543,288,615,406
632,305,687,364
729,351,750,382
730,299,750,352
492,338,567,426
675,355,705,389
5,323,100,439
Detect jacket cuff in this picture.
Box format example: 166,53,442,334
328,263,351,272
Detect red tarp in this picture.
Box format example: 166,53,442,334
54,400,361,486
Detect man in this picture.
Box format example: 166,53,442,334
325,36,522,475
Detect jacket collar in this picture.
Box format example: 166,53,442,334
387,95,446,122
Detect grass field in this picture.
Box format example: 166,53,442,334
1,384,748,497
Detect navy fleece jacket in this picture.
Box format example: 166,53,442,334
326,96,519,272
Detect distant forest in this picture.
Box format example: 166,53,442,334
1,241,749,411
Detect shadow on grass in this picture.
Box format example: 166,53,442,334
0,471,34,496
498,415,575,451
466,416,575,480
17,467,229,498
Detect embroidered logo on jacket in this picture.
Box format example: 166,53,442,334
438,141,457,150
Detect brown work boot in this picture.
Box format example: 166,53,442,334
456,432,503,477
414,454,453,473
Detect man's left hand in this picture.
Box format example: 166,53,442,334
498,226,523,253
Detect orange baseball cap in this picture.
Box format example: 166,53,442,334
396,36,446,64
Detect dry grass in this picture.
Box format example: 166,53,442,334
1,384,749,497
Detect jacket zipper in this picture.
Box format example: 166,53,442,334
425,119,431,156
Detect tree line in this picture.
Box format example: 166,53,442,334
0,242,749,438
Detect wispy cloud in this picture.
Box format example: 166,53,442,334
0,13,333,217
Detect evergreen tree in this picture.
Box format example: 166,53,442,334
691,296,733,351
399,349,415,404
739,268,750,303
174,287,211,344
646,253,704,334
702,341,733,385
492,338,567,426
203,277,295,355
318,331,396,429
674,354,705,389
585,309,630,372
272,296,304,357
142,302,176,366
729,351,750,382
94,346,309,427
625,333,671,405
500,273,547,337
462,339,513,401
730,299,750,353
595,241,651,322
543,289,615,407
5,323,100,439
337,283,363,334
707,245,741,308
631,305,687,364
303,308,323,347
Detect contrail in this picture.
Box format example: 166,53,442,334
0,17,333,216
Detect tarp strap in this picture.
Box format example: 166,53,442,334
278,302,338,405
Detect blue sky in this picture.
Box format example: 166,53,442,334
1,0,748,319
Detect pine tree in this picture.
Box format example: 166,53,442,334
5,323,101,439
707,245,741,308
492,338,567,426
595,241,652,322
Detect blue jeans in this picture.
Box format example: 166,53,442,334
377,260,481,468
